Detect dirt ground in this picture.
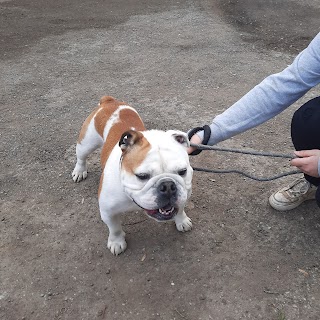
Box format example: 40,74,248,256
1,0,320,319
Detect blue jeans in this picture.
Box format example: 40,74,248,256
291,96,320,206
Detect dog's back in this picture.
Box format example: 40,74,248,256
72,96,145,181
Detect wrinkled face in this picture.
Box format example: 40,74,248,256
119,129,193,221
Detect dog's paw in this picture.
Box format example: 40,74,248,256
72,165,87,183
175,214,192,232
107,238,127,256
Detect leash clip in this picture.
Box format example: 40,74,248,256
188,125,211,156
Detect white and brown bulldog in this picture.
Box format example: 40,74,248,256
72,96,193,255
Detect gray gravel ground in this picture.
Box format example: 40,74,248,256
1,0,320,319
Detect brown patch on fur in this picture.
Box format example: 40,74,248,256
121,132,151,175
77,96,124,143
99,95,124,105
100,107,146,169
94,96,126,138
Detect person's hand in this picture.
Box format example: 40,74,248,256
291,149,320,177
187,133,202,155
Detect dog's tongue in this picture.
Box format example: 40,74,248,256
146,209,158,215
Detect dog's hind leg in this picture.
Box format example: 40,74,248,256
72,110,104,182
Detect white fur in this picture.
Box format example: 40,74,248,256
72,116,103,182
73,109,193,256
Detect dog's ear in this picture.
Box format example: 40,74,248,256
167,130,190,148
119,130,143,151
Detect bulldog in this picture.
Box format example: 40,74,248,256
72,96,193,255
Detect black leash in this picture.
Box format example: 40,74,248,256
190,143,295,159
191,166,301,182
188,126,302,182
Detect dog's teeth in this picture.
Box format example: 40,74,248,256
159,207,175,215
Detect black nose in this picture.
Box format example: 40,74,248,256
158,180,177,197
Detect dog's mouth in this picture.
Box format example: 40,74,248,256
145,204,178,221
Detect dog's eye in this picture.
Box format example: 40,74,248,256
178,169,187,176
135,173,150,180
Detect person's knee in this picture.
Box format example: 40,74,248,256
291,96,320,151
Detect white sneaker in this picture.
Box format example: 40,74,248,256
269,177,316,211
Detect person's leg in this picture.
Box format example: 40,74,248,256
269,97,320,211
291,96,320,186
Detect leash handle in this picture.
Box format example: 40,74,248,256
188,125,211,156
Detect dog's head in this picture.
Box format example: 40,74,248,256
119,129,193,221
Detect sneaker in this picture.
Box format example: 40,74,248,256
269,177,316,211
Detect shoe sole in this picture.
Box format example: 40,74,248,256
268,192,315,211
269,194,303,211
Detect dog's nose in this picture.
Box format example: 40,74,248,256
157,180,177,197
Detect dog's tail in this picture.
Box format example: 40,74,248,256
99,95,125,107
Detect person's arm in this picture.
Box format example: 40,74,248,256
194,32,320,146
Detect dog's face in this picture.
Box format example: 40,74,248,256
119,129,193,221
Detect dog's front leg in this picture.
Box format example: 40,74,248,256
174,208,192,232
101,212,127,255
